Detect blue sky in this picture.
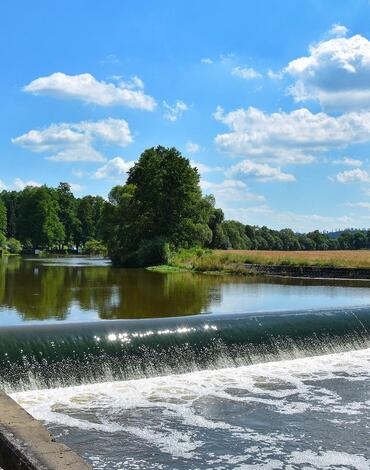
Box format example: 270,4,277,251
3,0,370,232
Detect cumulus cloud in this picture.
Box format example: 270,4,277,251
13,178,42,190
232,66,262,79
214,106,370,164
92,157,135,180
68,183,84,193
190,161,223,175
335,168,370,183
186,141,200,153
163,100,189,121
329,23,349,38
285,34,370,110
201,58,213,64
332,156,363,166
347,201,370,209
0,180,6,191
12,118,133,162
229,160,295,182
201,179,265,203
23,72,156,110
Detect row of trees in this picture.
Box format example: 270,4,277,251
1,146,370,263
0,183,105,252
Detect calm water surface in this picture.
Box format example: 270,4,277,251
1,256,370,325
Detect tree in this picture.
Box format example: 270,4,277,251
75,195,105,247
106,146,217,265
17,186,65,249
56,183,79,247
0,199,6,238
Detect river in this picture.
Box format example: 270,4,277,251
1,256,370,469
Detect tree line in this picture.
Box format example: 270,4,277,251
0,183,105,254
1,146,370,263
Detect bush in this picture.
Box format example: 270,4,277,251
82,239,107,257
0,233,5,249
135,237,171,267
6,238,23,254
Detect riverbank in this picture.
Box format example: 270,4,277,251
158,249,370,279
0,392,90,469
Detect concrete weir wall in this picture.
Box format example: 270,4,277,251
0,392,91,470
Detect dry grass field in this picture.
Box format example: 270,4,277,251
172,249,370,272
214,250,370,269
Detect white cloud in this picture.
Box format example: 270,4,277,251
13,178,42,190
163,100,189,121
201,179,264,203
186,141,200,153
190,161,223,175
232,66,262,79
267,69,283,80
201,58,213,64
12,118,133,162
92,157,135,180
335,168,370,183
0,179,43,191
23,72,156,110
68,183,84,193
347,201,370,209
214,106,370,165
229,160,295,182
285,34,370,110
332,156,363,166
329,23,349,38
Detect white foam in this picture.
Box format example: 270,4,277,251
12,348,370,468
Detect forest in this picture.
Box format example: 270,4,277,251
1,146,370,265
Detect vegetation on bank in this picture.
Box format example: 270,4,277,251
2,146,370,265
168,248,370,272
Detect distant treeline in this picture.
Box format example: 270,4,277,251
0,183,105,253
1,146,370,262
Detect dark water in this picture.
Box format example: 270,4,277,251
2,257,370,469
1,256,370,324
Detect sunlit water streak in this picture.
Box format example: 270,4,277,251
13,348,370,469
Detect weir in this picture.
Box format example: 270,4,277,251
1,306,370,393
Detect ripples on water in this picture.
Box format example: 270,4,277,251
13,349,370,469
2,258,370,468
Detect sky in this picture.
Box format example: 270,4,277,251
3,0,370,232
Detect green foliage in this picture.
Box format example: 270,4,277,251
82,239,107,257
0,199,6,237
125,238,171,267
2,147,370,261
6,238,22,254
105,146,221,266
0,232,6,249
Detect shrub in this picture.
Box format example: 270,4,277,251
135,237,171,267
82,239,107,257
6,238,23,254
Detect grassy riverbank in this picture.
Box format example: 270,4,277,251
163,248,370,274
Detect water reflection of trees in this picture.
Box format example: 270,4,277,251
0,258,247,321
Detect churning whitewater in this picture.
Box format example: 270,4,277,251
13,348,370,469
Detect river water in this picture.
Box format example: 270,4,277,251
1,257,370,469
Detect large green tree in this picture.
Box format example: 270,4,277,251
104,146,218,266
